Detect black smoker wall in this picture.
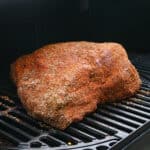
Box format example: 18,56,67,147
0,0,150,70
0,0,87,67
89,0,150,52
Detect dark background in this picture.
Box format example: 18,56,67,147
0,0,150,69
0,1,149,149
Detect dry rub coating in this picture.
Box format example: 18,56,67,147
11,42,141,129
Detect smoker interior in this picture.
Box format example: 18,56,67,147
0,54,149,150
0,1,150,149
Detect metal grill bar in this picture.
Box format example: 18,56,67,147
121,101,150,113
97,108,141,128
66,126,94,142
0,116,39,136
91,113,134,133
0,98,15,106
73,122,106,139
0,79,149,149
129,97,150,107
8,111,42,132
136,94,150,102
112,103,150,119
0,120,30,142
0,129,21,145
49,130,80,145
40,136,62,147
104,105,146,123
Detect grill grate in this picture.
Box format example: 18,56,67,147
0,64,149,150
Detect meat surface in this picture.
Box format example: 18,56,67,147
11,41,141,129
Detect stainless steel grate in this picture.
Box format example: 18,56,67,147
0,64,149,150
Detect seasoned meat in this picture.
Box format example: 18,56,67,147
11,42,141,129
